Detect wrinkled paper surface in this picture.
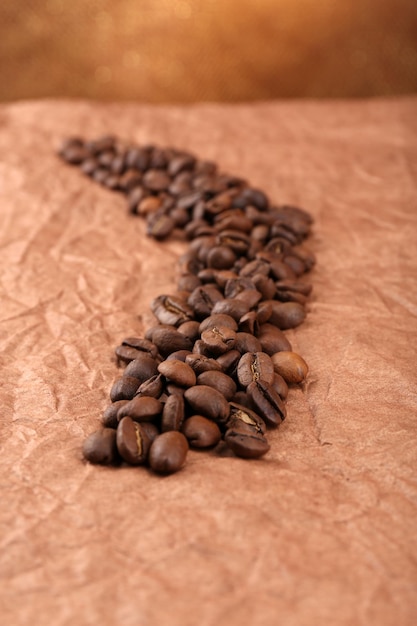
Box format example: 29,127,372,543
0,98,416,626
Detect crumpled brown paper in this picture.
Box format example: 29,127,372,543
0,98,416,626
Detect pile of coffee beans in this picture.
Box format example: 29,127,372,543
59,135,315,474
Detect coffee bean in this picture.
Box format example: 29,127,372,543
147,213,175,240
177,320,201,342
188,285,224,319
224,429,270,459
237,352,275,387
118,337,159,359
140,422,160,444
83,428,119,464
101,400,128,428
142,169,171,191
271,351,309,383
151,294,194,326
199,313,238,334
185,353,223,375
182,415,221,448
257,323,292,355
271,372,289,400
246,379,286,427
265,301,306,330
165,349,192,362
212,298,251,321
158,359,197,387
234,332,263,354
136,374,164,398
148,431,189,474
216,349,241,376
117,417,151,464
161,394,185,432
117,395,163,422
151,326,193,357
123,354,159,383
110,376,141,401
196,370,237,401
200,325,236,356
227,402,267,435
184,385,230,424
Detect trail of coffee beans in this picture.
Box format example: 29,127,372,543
59,135,315,474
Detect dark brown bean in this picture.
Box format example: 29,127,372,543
117,395,163,422
184,385,230,424
148,431,189,474
227,402,267,435
158,360,197,387
182,415,221,448
135,374,164,398
224,429,270,459
185,353,223,375
200,326,236,356
177,320,201,342
264,301,306,330
151,295,194,326
123,354,159,383
83,428,119,464
271,351,309,383
116,417,151,465
151,327,193,357
234,332,263,354
216,349,241,375
161,394,185,432
110,376,141,402
196,370,237,401
101,400,128,428
246,379,286,427
257,323,292,355
212,298,251,321
237,352,275,387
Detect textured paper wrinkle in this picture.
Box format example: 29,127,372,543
0,98,416,626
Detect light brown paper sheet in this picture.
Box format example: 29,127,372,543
0,98,416,626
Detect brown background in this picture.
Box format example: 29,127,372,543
0,97,416,625
1,0,417,102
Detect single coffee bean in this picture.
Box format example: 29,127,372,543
83,428,119,464
271,372,289,400
177,320,201,342
101,400,129,428
161,394,185,432
135,374,164,398
234,332,263,354
216,349,241,376
117,395,163,422
188,285,224,319
238,311,258,335
123,354,159,383
206,245,237,270
264,301,306,330
227,402,267,435
137,195,162,216
142,169,171,191
212,298,251,321
200,326,236,356
157,359,197,387
237,352,275,387
271,351,308,383
257,323,292,355
252,273,277,300
151,294,194,326
116,416,151,465
230,392,256,412
140,421,160,444
246,379,286,427
196,370,237,401
224,429,270,459
165,383,186,396
185,353,223,375
151,326,193,357
184,385,230,424
199,313,238,334
147,213,175,240
110,376,141,402
148,431,189,474
182,415,221,448
118,336,159,359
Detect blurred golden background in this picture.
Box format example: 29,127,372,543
1,0,416,103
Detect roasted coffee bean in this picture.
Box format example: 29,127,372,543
199,314,238,334
142,169,171,191
177,274,202,293
123,354,159,383
188,285,224,319
230,391,256,411
227,402,267,435
238,311,258,335
224,429,270,459
271,351,309,383
197,370,237,401
237,352,275,387
136,374,164,398
265,301,306,330
119,337,159,359
206,245,237,270
101,400,129,428
158,359,197,387
177,320,200,342
116,417,151,465
165,383,186,396
212,298,251,321
184,385,230,423
151,326,193,357
257,323,292,355
216,349,241,375
110,376,141,401
161,394,185,432
271,372,289,400
252,273,277,300
151,294,194,326
147,213,175,240
247,379,286,427
148,431,189,474
200,326,236,356
256,301,273,325
117,395,163,422
137,195,162,216
234,332,263,354
182,415,221,448
185,353,223,375
83,428,119,464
